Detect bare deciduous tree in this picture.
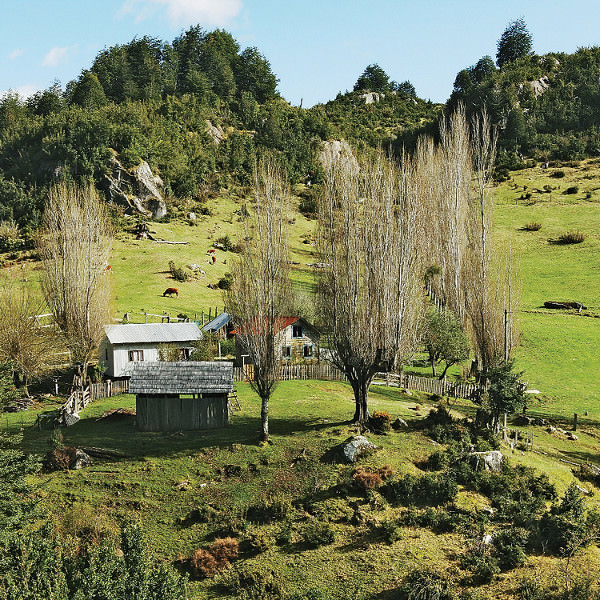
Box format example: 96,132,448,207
37,182,113,381
318,147,423,424
225,159,291,442
0,276,59,395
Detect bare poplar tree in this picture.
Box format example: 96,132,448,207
225,159,291,442
38,182,113,381
0,276,60,395
318,147,423,424
464,110,519,370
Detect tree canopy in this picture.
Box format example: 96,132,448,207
496,18,534,69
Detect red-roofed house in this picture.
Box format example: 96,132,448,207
235,317,320,363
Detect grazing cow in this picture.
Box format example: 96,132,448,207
163,287,179,297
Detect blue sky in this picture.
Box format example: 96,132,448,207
2,0,599,107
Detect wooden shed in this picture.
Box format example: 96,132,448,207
129,361,233,432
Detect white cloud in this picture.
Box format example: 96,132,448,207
9,49,23,60
0,84,39,100
42,46,71,68
120,0,243,27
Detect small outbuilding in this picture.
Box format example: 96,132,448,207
99,323,202,378
129,361,233,432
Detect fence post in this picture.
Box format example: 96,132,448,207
573,413,578,431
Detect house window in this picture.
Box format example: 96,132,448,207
303,344,313,358
128,350,144,362
282,345,292,358
292,325,303,338
179,348,191,360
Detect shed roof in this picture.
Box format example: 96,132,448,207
128,361,233,395
202,312,231,333
104,323,202,345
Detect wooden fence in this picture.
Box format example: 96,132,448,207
232,362,346,383
373,372,481,400
89,379,130,400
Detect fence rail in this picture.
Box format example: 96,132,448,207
372,372,481,400
89,379,130,400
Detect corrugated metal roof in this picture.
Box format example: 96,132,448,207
202,312,231,333
105,323,202,345
129,361,233,395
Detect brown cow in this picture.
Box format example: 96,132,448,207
163,287,179,297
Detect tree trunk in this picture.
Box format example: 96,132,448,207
350,378,371,424
260,394,269,442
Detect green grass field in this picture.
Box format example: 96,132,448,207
5,380,600,599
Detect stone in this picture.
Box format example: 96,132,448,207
104,153,167,219
188,212,196,221
567,432,578,441
70,449,91,470
391,418,408,430
62,412,80,427
323,436,378,464
466,450,503,473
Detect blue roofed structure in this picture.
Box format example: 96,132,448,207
201,312,233,338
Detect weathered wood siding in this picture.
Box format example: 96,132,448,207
136,393,229,432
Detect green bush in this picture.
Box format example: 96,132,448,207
168,260,190,282
245,526,274,554
301,520,336,547
215,234,235,251
218,272,233,290
396,568,457,600
384,472,458,506
308,497,354,523
551,170,565,178
563,185,579,195
493,527,529,570
224,563,286,599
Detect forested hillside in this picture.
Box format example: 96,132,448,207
0,27,438,236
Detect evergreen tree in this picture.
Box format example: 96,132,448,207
496,18,533,68
69,71,108,109
353,64,391,92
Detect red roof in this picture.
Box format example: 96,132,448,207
231,316,300,336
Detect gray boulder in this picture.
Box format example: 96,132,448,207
392,418,408,430
323,435,378,464
466,450,503,472
70,449,91,470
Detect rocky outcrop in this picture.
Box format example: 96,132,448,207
322,435,378,464
466,450,503,472
206,120,226,144
104,153,167,219
319,140,357,170
358,92,385,104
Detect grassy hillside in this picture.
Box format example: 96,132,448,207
5,380,600,599
493,159,600,419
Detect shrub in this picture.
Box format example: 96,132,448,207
190,548,219,578
224,563,286,599
301,520,336,547
43,446,76,472
308,497,354,522
245,527,274,554
551,170,565,178
369,411,392,433
247,498,292,523
218,273,233,290
168,260,191,282
215,235,235,251
384,472,457,506
425,450,449,471
209,537,239,565
493,527,529,570
524,222,542,231
575,463,600,486
353,468,382,491
563,186,579,195
397,568,457,600
379,519,403,543
558,230,585,244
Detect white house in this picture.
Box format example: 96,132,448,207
99,322,202,378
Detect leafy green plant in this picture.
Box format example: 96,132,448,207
563,186,579,195
168,260,191,282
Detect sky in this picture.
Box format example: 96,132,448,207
1,0,600,107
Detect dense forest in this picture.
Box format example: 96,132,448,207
2,20,600,233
